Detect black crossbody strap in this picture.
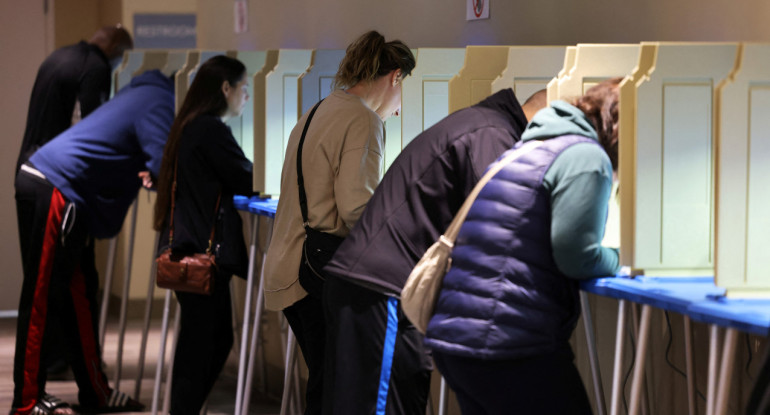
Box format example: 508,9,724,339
297,99,324,225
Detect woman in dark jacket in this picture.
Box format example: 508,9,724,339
423,78,622,414
153,55,252,414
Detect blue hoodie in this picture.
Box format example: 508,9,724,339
30,70,175,238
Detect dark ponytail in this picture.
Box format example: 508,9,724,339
154,55,246,230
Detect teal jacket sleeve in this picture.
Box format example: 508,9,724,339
544,142,620,279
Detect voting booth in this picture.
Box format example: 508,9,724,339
618,42,739,276
301,49,345,113
715,43,770,296
448,46,511,113
400,48,465,148
552,43,640,101
230,51,268,162
547,44,641,249
546,46,577,103
490,46,568,102
253,50,312,196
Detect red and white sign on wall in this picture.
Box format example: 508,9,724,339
467,0,490,20
234,0,248,33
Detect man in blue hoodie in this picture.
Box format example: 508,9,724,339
12,69,174,415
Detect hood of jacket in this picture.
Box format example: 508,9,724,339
475,88,529,135
521,100,597,142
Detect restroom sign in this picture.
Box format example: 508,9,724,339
134,14,196,48
467,0,489,20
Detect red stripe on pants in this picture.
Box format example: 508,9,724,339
20,189,65,411
70,266,111,405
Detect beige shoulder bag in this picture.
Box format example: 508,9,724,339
401,140,542,333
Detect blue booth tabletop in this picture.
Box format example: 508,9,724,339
686,296,770,336
580,276,725,314
234,195,270,211
248,198,278,218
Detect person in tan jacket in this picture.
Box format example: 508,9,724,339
263,31,415,414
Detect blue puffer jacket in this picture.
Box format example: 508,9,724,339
425,100,620,359
424,135,599,359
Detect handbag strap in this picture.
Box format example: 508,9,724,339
168,158,222,254
297,99,324,226
443,140,543,242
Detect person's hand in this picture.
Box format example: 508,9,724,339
138,171,153,189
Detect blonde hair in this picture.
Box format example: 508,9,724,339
333,31,415,90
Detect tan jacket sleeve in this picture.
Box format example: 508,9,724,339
334,112,384,228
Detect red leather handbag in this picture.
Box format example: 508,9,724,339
155,160,220,295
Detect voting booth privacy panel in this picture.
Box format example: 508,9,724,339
252,50,312,197
715,43,770,297
400,48,465,148
619,42,739,278
448,46,511,113
490,46,567,102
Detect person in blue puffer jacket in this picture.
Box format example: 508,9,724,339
424,78,622,415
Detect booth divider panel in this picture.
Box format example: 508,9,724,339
401,48,465,148
491,46,567,101
628,42,739,276
448,46,510,113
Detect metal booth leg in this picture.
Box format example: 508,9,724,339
241,218,273,415
162,302,182,415
152,289,175,415
114,199,139,390
683,316,697,415
134,231,160,400
707,325,722,415
279,328,299,415
235,214,260,413
581,290,608,415
98,237,118,348
714,328,739,415
629,305,652,415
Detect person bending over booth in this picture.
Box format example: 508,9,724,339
16,25,133,172
322,88,546,414
263,30,416,414
15,24,132,379
424,78,622,415
154,55,253,415
12,69,174,415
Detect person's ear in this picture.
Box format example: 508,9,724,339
391,70,401,87
221,80,231,98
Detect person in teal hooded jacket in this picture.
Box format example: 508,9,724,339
424,78,622,414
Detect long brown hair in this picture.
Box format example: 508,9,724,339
571,77,622,171
332,31,415,90
153,55,246,230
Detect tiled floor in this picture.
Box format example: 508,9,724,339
0,316,282,414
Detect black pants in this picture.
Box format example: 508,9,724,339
433,347,592,415
323,276,432,415
170,276,234,415
284,294,326,415
13,170,112,414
